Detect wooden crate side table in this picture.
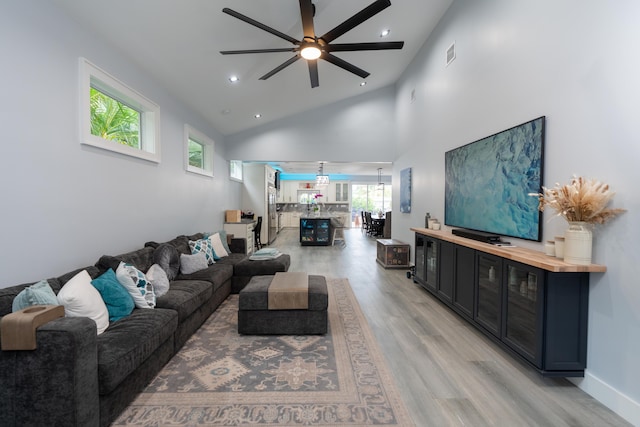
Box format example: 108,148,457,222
376,239,410,269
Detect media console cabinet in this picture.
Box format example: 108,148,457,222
411,227,606,377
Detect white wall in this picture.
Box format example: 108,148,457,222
0,1,239,286
225,85,397,163
392,0,640,424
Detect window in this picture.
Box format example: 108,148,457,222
80,57,160,163
352,184,392,215
184,125,214,177
230,160,243,182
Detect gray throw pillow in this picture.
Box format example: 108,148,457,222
179,253,208,275
153,243,180,281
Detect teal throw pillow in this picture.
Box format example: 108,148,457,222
91,268,135,322
12,279,59,312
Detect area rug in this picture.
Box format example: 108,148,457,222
113,278,414,426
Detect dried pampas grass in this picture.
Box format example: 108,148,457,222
530,176,626,224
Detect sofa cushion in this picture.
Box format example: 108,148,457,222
91,269,135,322
116,263,156,309
11,280,59,312
152,243,180,281
213,253,246,266
153,235,191,255
97,247,156,273
155,280,213,322
96,308,178,395
176,263,234,289
57,270,110,335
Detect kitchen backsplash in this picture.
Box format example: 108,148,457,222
277,203,350,212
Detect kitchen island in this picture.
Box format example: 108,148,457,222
300,216,332,246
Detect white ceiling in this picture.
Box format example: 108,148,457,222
52,0,452,175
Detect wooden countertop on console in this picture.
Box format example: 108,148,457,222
411,227,606,273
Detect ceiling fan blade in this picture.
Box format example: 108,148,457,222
222,8,300,45
322,53,370,79
259,56,301,80
299,0,315,40
221,48,297,55
326,41,404,52
308,60,319,88
320,0,391,44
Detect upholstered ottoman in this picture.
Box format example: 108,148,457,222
231,254,291,293
238,274,328,335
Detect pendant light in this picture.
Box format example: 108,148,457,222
316,162,329,187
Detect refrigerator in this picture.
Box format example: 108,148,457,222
267,185,277,244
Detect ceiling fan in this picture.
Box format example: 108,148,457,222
220,0,404,88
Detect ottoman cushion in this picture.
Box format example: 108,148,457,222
239,275,327,311
238,274,327,335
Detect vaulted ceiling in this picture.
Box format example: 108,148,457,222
53,0,452,138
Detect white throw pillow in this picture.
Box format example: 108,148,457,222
209,232,229,258
147,264,170,297
57,270,110,335
116,262,156,309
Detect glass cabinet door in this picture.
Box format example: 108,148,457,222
475,254,502,337
504,262,542,364
425,238,438,291
414,234,426,284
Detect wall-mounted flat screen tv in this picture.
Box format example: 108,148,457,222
444,116,545,242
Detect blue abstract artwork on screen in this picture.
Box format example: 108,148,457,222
444,117,545,241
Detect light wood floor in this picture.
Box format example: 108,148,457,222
269,227,631,427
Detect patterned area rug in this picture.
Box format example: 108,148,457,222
113,278,414,426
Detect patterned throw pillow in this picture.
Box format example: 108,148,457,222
115,262,156,309
12,279,59,312
189,238,216,264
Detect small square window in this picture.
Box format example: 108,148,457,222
184,125,214,177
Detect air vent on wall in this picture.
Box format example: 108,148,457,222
446,41,456,66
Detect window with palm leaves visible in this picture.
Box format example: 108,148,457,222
80,57,160,163
90,87,140,148
184,125,214,177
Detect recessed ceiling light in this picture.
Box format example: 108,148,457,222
254,113,262,119
360,81,367,87
221,109,231,115
380,29,391,37
228,75,239,83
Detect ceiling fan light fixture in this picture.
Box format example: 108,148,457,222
300,44,321,60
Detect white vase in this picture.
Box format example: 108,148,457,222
563,221,593,265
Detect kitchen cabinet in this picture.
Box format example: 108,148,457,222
411,227,602,377
224,220,255,255
334,182,349,202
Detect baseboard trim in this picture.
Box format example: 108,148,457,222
570,371,640,426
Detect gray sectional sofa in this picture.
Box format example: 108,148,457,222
0,232,290,427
